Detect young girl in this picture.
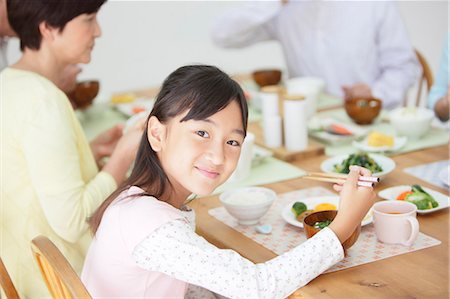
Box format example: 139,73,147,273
82,65,375,298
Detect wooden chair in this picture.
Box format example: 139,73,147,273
30,236,91,299
0,257,20,299
412,49,434,107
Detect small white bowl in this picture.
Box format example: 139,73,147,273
389,107,434,139
219,187,276,225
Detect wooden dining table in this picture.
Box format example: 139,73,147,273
189,143,449,299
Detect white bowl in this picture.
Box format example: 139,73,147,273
320,153,396,179
389,107,434,138
219,187,276,225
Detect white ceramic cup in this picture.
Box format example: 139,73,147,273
228,132,255,182
263,115,282,148
373,201,419,247
285,77,325,119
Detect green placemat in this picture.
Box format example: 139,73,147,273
313,108,449,156
212,157,305,195
78,104,128,140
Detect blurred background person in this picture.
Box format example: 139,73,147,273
428,32,449,122
211,0,420,109
1,0,143,297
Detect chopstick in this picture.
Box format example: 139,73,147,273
302,172,379,187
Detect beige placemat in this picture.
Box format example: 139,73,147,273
312,109,449,156
209,187,441,273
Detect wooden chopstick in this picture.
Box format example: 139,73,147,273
307,172,380,182
303,172,379,187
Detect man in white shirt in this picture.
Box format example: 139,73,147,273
212,0,420,109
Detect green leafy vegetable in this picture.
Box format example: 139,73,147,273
333,153,383,174
291,202,307,217
405,184,439,210
313,220,332,229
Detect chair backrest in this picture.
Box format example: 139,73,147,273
30,236,91,299
410,49,434,107
0,257,20,299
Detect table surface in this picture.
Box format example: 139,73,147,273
189,144,450,299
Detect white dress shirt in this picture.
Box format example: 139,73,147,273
133,219,343,299
212,1,420,109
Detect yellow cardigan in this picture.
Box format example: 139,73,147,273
0,68,116,298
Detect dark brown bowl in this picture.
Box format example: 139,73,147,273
252,69,282,88
303,210,361,253
344,97,382,125
67,80,100,109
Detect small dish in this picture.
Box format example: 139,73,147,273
439,165,450,187
378,185,450,214
252,145,273,167
308,117,369,145
281,196,373,228
114,97,154,117
352,136,408,152
320,153,395,178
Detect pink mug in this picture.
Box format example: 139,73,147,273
373,201,419,247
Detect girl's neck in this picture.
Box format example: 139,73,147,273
161,189,191,210
12,47,65,86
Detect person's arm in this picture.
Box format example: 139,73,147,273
370,2,420,109
211,1,283,48
22,89,117,243
133,220,343,299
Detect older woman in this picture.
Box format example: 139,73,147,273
1,0,143,297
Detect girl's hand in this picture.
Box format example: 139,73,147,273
329,165,376,243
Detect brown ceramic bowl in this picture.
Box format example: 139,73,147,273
303,210,361,253
67,80,100,109
344,97,382,125
252,69,282,88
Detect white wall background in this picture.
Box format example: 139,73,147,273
6,0,449,100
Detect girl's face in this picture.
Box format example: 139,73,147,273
51,13,101,64
149,100,245,200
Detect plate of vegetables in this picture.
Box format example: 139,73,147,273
281,196,373,228
320,153,395,178
378,184,449,214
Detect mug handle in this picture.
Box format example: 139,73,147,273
401,216,419,247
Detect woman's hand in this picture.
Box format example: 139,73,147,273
90,124,124,164
342,83,373,101
101,117,146,184
329,165,376,243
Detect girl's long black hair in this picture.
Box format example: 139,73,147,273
89,65,248,234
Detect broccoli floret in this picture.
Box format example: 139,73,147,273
291,202,307,217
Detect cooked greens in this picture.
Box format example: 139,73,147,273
313,220,332,229
403,184,439,210
291,202,307,217
333,153,383,174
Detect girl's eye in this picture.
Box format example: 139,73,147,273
227,140,240,147
196,130,209,138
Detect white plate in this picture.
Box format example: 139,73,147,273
439,165,450,187
281,196,373,228
114,97,154,117
378,185,450,214
308,117,369,145
352,136,408,152
320,153,395,178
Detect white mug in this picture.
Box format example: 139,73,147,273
373,201,419,247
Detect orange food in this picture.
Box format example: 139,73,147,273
314,203,337,212
330,124,353,136
132,106,146,114
396,191,413,200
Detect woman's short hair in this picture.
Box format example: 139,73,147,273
7,0,106,50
